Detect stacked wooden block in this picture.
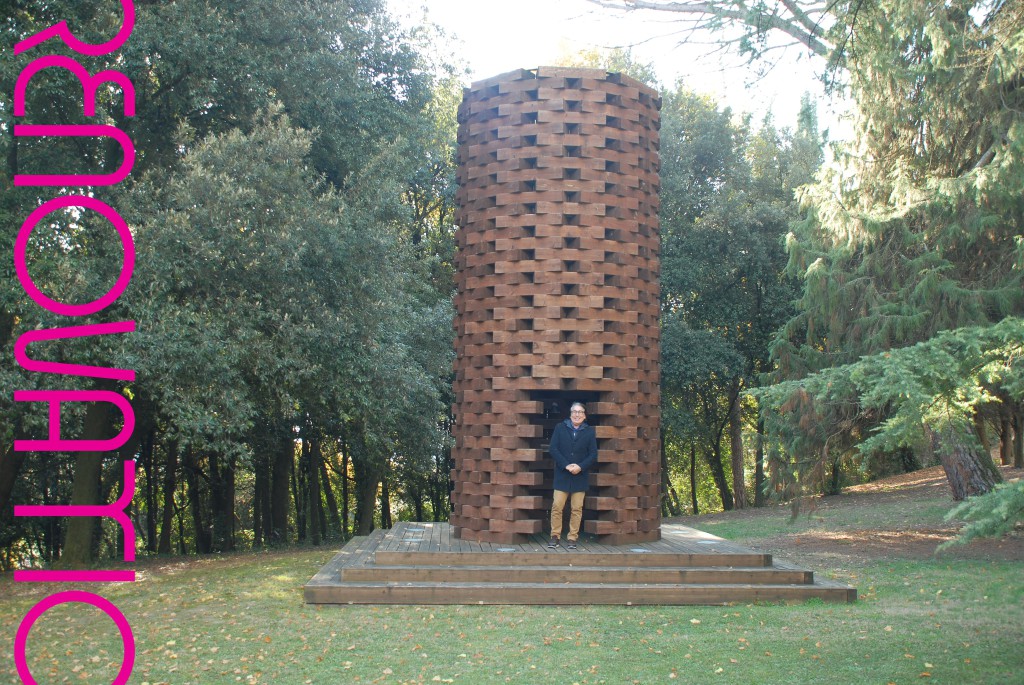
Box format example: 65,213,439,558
450,67,662,544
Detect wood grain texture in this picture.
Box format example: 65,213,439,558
450,68,663,544
304,523,857,605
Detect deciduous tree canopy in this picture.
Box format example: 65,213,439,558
2,0,458,567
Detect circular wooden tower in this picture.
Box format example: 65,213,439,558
450,67,661,545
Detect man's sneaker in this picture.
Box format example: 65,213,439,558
567,540,578,550
547,536,559,548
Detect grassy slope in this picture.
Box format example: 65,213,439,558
2,470,1022,685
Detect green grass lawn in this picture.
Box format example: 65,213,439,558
3,480,1022,684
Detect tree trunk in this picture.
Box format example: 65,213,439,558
0,444,27,526
689,442,699,516
249,419,276,547
999,412,1013,466
355,468,379,536
182,447,212,554
157,440,178,555
269,422,293,544
1013,404,1023,469
430,447,451,522
380,473,393,529
0,399,26,529
660,439,683,517
209,451,235,552
351,427,381,536
253,451,266,547
321,456,341,536
140,428,158,552
431,487,447,522
315,454,327,539
308,436,323,546
228,456,237,545
340,437,351,538
101,457,134,562
754,419,766,507
974,411,991,459
176,487,187,555
897,446,920,473
932,424,1003,501
729,388,748,509
825,457,843,496
40,464,59,564
660,439,670,517
261,438,275,545
293,438,307,542
705,442,734,511
57,401,111,568
411,486,425,522
0,302,14,350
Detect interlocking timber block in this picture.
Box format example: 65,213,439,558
450,67,662,545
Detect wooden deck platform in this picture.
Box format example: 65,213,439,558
304,522,856,605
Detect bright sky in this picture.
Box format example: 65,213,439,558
387,0,850,135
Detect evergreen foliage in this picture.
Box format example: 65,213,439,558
762,0,1024,500
757,318,1024,496
941,479,1024,550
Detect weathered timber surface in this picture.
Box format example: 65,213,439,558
451,66,663,544
304,522,856,606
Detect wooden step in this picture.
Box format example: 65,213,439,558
304,522,857,606
305,580,856,605
374,550,771,568
343,564,810,585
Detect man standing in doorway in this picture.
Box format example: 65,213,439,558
548,402,598,549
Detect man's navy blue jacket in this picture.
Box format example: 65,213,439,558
549,419,598,493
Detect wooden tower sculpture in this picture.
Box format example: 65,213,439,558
449,67,662,545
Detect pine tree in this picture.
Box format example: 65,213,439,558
765,0,1024,500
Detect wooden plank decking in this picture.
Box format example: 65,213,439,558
304,522,856,606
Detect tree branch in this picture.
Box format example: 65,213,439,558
585,0,833,58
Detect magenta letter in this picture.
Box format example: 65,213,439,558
15,124,135,186
14,195,135,316
15,321,136,381
15,55,136,117
14,390,135,453
14,590,135,685
14,0,136,56
15,460,137,562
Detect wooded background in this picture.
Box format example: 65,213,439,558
2,0,1021,569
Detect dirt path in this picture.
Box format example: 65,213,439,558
678,465,1024,566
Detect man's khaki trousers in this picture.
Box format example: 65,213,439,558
550,490,585,541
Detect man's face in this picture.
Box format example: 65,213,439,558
570,407,585,428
